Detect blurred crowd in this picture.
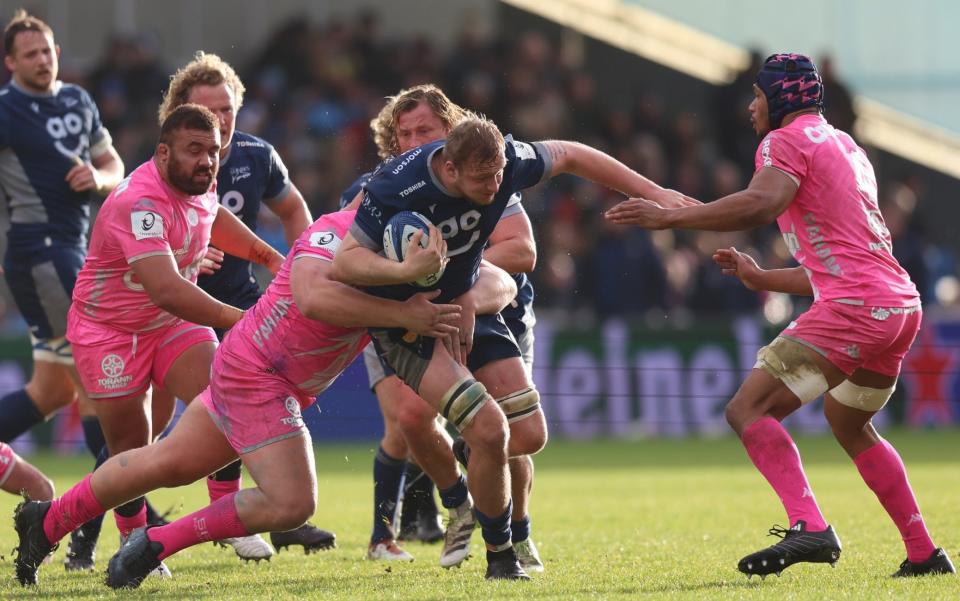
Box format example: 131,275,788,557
10,12,958,327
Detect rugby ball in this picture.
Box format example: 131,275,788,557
382,211,445,287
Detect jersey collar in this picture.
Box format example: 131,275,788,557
10,78,62,98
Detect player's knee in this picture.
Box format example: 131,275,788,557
394,398,437,438
26,378,76,413
438,377,490,432
507,409,547,456
273,493,316,531
463,404,509,459
31,473,55,502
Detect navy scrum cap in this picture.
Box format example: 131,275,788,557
755,53,824,129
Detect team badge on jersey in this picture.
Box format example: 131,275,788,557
309,230,341,253
131,210,164,240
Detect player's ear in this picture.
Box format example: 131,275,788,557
156,142,170,164
3,55,15,72
54,44,61,59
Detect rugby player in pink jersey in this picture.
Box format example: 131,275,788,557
605,53,954,578
13,207,518,589
12,104,285,585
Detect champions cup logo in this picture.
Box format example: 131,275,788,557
98,354,133,390
281,396,304,427
141,212,156,231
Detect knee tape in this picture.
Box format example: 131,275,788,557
830,379,895,412
495,386,540,423
754,337,829,404
30,334,74,366
439,377,489,431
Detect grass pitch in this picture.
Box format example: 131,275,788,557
0,429,957,599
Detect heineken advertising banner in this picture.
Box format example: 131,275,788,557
1,312,957,450
532,313,960,438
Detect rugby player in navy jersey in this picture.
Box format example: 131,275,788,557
155,52,331,562
342,85,544,572
332,116,687,579
0,10,126,571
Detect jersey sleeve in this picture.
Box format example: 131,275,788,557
504,138,550,191
501,193,524,220
111,196,174,264
350,188,389,251
82,88,112,159
262,144,292,203
294,213,351,262
755,130,808,182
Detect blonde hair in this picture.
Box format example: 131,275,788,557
158,51,245,125
443,116,504,169
4,9,53,56
371,84,469,160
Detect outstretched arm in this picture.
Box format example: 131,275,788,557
210,205,285,273
605,166,798,231
713,247,813,295
541,140,696,208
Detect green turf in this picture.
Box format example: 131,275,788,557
1,430,957,599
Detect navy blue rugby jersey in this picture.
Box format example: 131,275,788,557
351,136,551,303
338,171,371,210
198,130,291,303
0,80,111,252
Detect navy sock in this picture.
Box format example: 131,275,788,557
115,496,145,518
371,446,405,544
404,463,438,515
476,500,513,551
438,475,469,509
0,389,44,442
81,416,106,458
511,515,531,544
212,459,242,481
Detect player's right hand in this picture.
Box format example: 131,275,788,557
199,246,225,276
712,246,764,291
401,290,461,339
403,224,448,282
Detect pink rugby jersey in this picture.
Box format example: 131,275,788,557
219,209,369,406
71,160,219,332
756,113,918,307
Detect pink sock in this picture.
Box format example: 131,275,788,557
854,439,936,563
148,492,249,560
741,417,828,531
43,474,106,544
207,475,241,503
114,501,147,538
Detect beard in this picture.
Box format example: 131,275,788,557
167,154,215,196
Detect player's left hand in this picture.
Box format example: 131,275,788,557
604,198,672,229
65,160,103,193
450,292,477,365
649,187,702,208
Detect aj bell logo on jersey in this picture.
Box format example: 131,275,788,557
131,211,164,240
98,354,133,390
